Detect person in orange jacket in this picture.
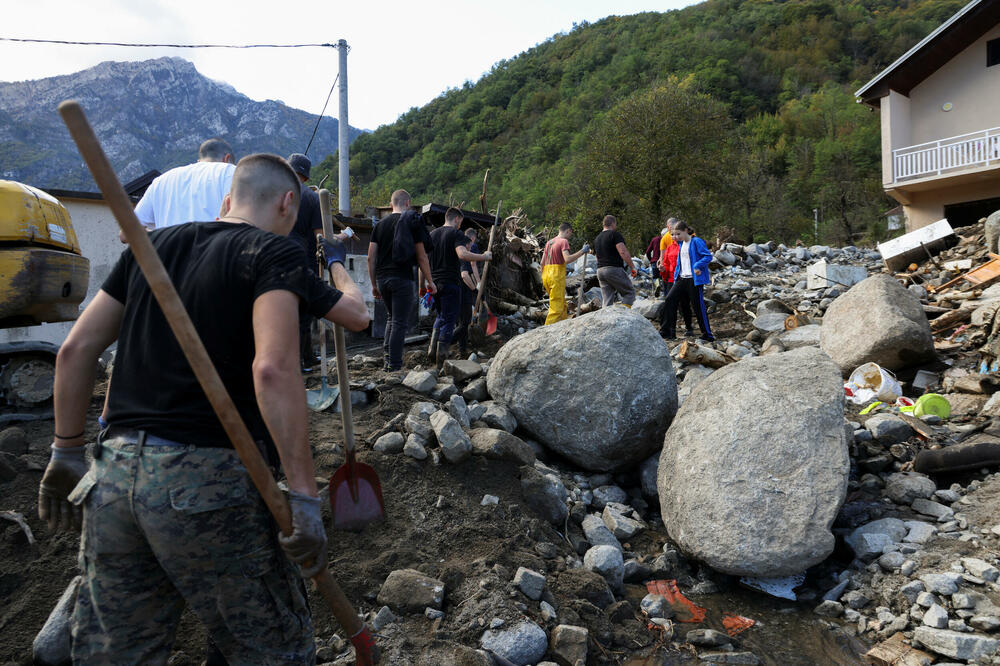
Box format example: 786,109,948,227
660,219,694,336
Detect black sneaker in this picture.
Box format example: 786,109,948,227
660,332,676,341
699,335,715,343
684,329,696,337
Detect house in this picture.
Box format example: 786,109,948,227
856,0,1000,231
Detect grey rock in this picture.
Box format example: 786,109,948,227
581,514,622,550
640,594,671,619
0,427,28,455
409,401,438,420
865,414,914,445
970,615,1000,632
639,454,659,497
698,652,761,664
424,607,445,620
403,370,437,394
962,557,1000,582
540,600,558,622
820,274,935,375
687,629,731,647
913,626,1000,660
469,428,535,466
549,625,588,666
757,299,794,317
513,567,546,601
480,401,517,433
520,466,569,525
479,621,548,666
843,590,870,610
920,573,962,596
917,592,939,608
372,606,397,631
659,348,848,577
584,545,624,592
846,518,907,561
430,382,459,402
374,432,405,454
884,472,936,504
754,312,788,333
403,435,428,460
952,593,975,610
777,325,821,350
912,498,954,520
463,377,489,403
602,503,645,540
33,576,81,666
814,600,844,617
430,410,472,463
677,365,715,407
405,414,434,441
591,485,627,510
923,604,949,628
377,569,445,613
443,359,483,382
878,551,905,571
486,308,678,471
904,521,937,544
447,395,471,429
632,298,665,320
934,489,961,503
468,403,487,422
901,581,925,604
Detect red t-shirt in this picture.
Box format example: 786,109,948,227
543,237,570,266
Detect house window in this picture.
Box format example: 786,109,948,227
989,38,1000,67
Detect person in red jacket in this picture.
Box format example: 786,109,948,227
660,220,694,336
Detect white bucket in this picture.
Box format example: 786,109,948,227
847,362,902,404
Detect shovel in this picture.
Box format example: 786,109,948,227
59,102,378,664
473,201,500,333
306,261,338,412
316,189,386,531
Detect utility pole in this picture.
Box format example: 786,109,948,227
337,39,350,217
813,208,819,243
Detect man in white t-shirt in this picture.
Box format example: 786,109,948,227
133,139,236,230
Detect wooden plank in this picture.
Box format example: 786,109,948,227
864,632,934,666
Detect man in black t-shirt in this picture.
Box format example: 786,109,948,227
38,154,370,663
593,214,637,307
367,189,436,371
424,208,492,369
287,153,324,369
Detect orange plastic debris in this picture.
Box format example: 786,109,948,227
645,579,706,623
722,614,756,636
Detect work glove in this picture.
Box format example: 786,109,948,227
278,490,328,578
581,243,591,254
631,268,639,278
38,443,88,532
481,250,493,261
318,236,347,267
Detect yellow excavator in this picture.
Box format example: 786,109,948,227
0,180,89,418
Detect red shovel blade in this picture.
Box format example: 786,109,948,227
329,452,385,531
485,312,498,336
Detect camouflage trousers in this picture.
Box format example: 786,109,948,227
67,431,315,665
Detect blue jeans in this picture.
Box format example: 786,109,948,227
377,276,415,370
432,282,462,347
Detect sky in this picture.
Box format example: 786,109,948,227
0,0,702,131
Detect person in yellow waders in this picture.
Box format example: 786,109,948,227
541,223,590,325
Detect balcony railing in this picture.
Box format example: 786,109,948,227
893,126,1000,182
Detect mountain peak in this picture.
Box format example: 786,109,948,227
0,58,363,191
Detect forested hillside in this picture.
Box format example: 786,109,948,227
315,0,967,247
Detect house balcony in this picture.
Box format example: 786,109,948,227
890,127,1000,192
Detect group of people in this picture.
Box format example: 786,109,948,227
41,139,371,663
540,215,714,342
366,192,492,373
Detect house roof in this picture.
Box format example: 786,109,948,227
856,0,1000,105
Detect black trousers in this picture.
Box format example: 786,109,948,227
659,277,713,339
453,286,477,353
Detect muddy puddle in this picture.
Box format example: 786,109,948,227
625,584,867,665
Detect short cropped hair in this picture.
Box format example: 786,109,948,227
199,138,234,162
602,215,617,228
465,228,478,240
559,223,572,233
230,154,300,210
391,189,411,208
445,207,463,224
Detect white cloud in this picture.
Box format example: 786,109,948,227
0,0,701,129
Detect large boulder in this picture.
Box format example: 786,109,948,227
487,307,677,471
657,347,848,577
819,274,935,375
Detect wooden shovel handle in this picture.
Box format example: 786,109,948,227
473,200,501,319
58,101,366,642
318,190,357,456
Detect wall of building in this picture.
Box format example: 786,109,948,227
904,179,1000,229
908,25,1000,145
1,198,124,348
881,90,912,186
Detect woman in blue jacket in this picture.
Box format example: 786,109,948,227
658,221,715,342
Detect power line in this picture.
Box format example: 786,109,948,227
304,73,339,157
0,37,336,49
